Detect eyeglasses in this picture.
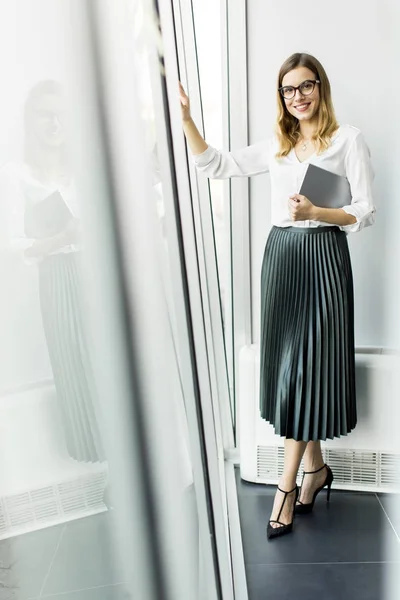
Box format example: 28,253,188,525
278,79,320,100
34,109,68,123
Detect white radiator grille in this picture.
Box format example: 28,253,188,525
0,470,107,539
257,445,400,491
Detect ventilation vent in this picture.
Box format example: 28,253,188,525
257,445,400,491
0,468,107,540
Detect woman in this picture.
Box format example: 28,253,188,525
179,53,376,539
1,80,105,463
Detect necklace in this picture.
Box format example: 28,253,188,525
299,138,312,152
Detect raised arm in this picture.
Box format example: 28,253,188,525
179,82,271,179
179,82,208,156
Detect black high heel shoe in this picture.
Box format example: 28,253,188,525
267,484,299,540
295,463,334,515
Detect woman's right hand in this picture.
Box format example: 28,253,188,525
179,82,191,122
62,217,81,245
24,218,81,258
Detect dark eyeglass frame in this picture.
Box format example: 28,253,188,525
278,79,320,100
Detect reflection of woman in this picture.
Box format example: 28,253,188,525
2,80,104,463
180,53,376,539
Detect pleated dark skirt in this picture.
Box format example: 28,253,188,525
259,225,357,442
38,252,105,463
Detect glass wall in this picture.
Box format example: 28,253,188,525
0,1,236,598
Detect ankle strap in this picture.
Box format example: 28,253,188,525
277,484,297,494
303,464,326,475
275,484,298,523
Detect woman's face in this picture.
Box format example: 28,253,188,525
30,93,67,147
281,66,320,124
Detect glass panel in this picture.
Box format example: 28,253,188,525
129,6,211,597
190,0,235,431
167,4,237,593
0,2,118,595
0,1,225,599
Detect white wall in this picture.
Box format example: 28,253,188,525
247,0,399,349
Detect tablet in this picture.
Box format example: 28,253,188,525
299,163,352,209
24,190,74,239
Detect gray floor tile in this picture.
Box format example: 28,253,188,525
237,486,398,564
235,467,309,497
377,493,400,536
0,524,64,599
42,513,124,596
246,562,385,600
235,472,271,496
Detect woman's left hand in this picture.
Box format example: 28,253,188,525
288,194,317,221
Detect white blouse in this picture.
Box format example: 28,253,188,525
192,124,376,234
0,162,79,262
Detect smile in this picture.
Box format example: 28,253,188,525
295,103,311,112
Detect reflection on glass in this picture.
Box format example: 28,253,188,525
0,57,111,594
130,3,207,597
0,0,221,597
1,80,104,464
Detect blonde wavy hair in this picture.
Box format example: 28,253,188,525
275,53,339,159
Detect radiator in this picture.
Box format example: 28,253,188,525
238,345,400,493
0,381,107,539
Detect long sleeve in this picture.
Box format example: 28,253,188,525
0,165,35,251
339,131,376,234
192,138,273,179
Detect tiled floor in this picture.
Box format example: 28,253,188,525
2,475,399,600
0,512,128,600
235,466,400,600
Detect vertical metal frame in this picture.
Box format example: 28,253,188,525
174,0,235,454
163,1,250,598
222,2,250,597
155,1,244,599
169,0,234,574
220,0,235,433
226,1,251,455
159,1,237,598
